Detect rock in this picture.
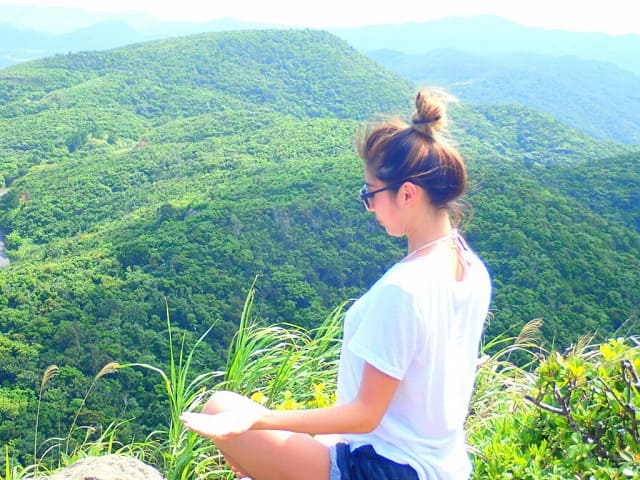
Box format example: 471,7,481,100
41,454,166,480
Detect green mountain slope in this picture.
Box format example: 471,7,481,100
548,152,640,230
368,49,640,145
0,29,414,186
0,29,638,459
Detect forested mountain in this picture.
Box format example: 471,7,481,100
0,29,416,455
0,29,638,459
368,49,640,145
548,152,640,229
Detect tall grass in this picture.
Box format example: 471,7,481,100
33,365,58,468
466,319,543,464
220,283,345,406
64,362,120,456
1,445,35,480
118,283,345,479
9,362,129,479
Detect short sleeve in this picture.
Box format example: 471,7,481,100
347,284,419,380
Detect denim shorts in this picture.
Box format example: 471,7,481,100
329,443,419,480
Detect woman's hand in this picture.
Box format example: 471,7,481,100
180,410,261,440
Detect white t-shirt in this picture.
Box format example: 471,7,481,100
337,237,491,480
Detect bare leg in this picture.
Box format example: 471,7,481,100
218,451,249,478
199,391,331,480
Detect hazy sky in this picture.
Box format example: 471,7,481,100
2,0,639,35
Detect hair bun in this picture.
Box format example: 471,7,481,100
411,90,448,138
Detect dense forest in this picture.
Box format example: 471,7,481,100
0,29,639,461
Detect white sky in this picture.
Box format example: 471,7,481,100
2,0,640,35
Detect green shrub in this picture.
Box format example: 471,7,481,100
470,333,640,479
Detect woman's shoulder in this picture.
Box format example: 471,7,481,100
381,247,490,299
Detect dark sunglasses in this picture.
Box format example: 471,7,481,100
359,183,398,210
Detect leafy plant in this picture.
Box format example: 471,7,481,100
524,336,640,475
119,299,222,480
1,445,35,480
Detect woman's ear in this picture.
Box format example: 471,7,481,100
400,182,418,206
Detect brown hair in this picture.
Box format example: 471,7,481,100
356,89,467,220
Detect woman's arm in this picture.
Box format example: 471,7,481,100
181,362,400,439
257,362,400,434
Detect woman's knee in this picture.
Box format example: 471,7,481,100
202,390,244,414
202,390,267,415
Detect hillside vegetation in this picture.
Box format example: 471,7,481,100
0,28,638,467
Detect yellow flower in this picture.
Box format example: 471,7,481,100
276,391,304,410
250,391,267,405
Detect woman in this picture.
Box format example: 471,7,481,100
181,90,492,480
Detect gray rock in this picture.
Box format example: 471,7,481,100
39,454,166,480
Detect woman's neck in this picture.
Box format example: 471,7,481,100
405,209,452,254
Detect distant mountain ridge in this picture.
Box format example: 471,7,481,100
1,8,638,75
0,4,284,68
329,16,640,76
0,20,141,67
0,29,414,124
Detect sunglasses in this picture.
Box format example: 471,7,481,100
359,183,398,210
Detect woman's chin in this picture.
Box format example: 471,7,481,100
383,226,402,238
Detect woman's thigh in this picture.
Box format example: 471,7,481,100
202,391,331,480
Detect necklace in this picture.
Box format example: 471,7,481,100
402,229,457,262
